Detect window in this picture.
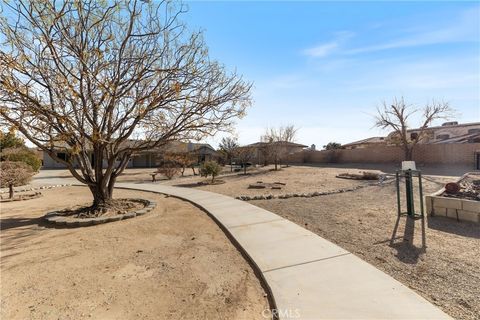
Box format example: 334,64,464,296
468,128,480,134
435,134,450,140
57,152,67,161
410,132,419,140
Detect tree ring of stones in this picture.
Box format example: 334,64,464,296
43,199,156,227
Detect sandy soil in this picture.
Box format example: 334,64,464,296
252,178,480,320
144,165,379,198
0,187,269,320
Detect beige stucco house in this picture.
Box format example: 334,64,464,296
41,140,219,169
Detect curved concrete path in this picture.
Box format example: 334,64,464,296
111,182,450,320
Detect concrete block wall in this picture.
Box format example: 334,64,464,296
425,195,480,223
288,143,480,167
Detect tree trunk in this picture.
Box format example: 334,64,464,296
230,159,233,172
89,147,114,210
211,174,215,183
243,163,247,175
9,184,14,199
90,183,113,209
404,145,414,161
274,159,278,171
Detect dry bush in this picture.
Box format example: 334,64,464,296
0,161,34,198
157,166,180,180
362,171,380,180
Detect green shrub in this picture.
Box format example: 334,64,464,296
199,161,222,183
0,131,25,149
1,147,42,171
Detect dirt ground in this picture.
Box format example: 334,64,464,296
70,165,376,198
252,178,480,320
172,165,377,197
0,187,269,320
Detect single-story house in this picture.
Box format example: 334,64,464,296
342,137,387,149
41,140,220,169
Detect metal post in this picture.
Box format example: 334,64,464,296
418,171,424,217
396,171,401,216
405,169,415,216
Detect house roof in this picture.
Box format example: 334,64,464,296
245,141,308,148
405,121,480,133
343,137,386,147
39,139,215,154
429,132,480,144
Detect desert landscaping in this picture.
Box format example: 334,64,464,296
1,187,269,319
117,164,478,319
4,164,478,319
0,1,479,319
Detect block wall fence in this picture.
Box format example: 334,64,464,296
287,143,480,167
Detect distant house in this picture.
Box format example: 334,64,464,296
343,137,387,149
41,140,219,169
388,121,480,144
244,141,308,165
343,122,480,149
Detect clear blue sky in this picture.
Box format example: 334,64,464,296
184,1,480,148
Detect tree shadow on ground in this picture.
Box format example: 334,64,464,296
427,216,480,239
389,214,426,264
0,216,43,231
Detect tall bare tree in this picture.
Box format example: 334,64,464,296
234,146,255,175
374,97,454,160
0,0,251,211
261,125,298,170
218,136,239,171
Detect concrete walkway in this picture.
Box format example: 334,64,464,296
111,182,450,320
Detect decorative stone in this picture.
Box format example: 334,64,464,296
123,212,136,219
135,209,148,216
43,199,155,227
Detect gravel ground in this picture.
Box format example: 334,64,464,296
251,178,480,320
1,187,269,320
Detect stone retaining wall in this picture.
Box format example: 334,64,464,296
426,195,480,223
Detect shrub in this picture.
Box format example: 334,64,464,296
157,166,180,180
0,131,25,149
1,147,42,171
200,161,222,183
0,161,34,198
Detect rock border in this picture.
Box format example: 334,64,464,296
0,192,42,202
0,183,72,194
235,179,395,201
43,199,156,227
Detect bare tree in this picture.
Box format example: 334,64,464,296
219,136,239,171
261,125,298,170
234,146,255,175
163,151,196,177
374,97,454,161
0,1,251,212
0,161,34,199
